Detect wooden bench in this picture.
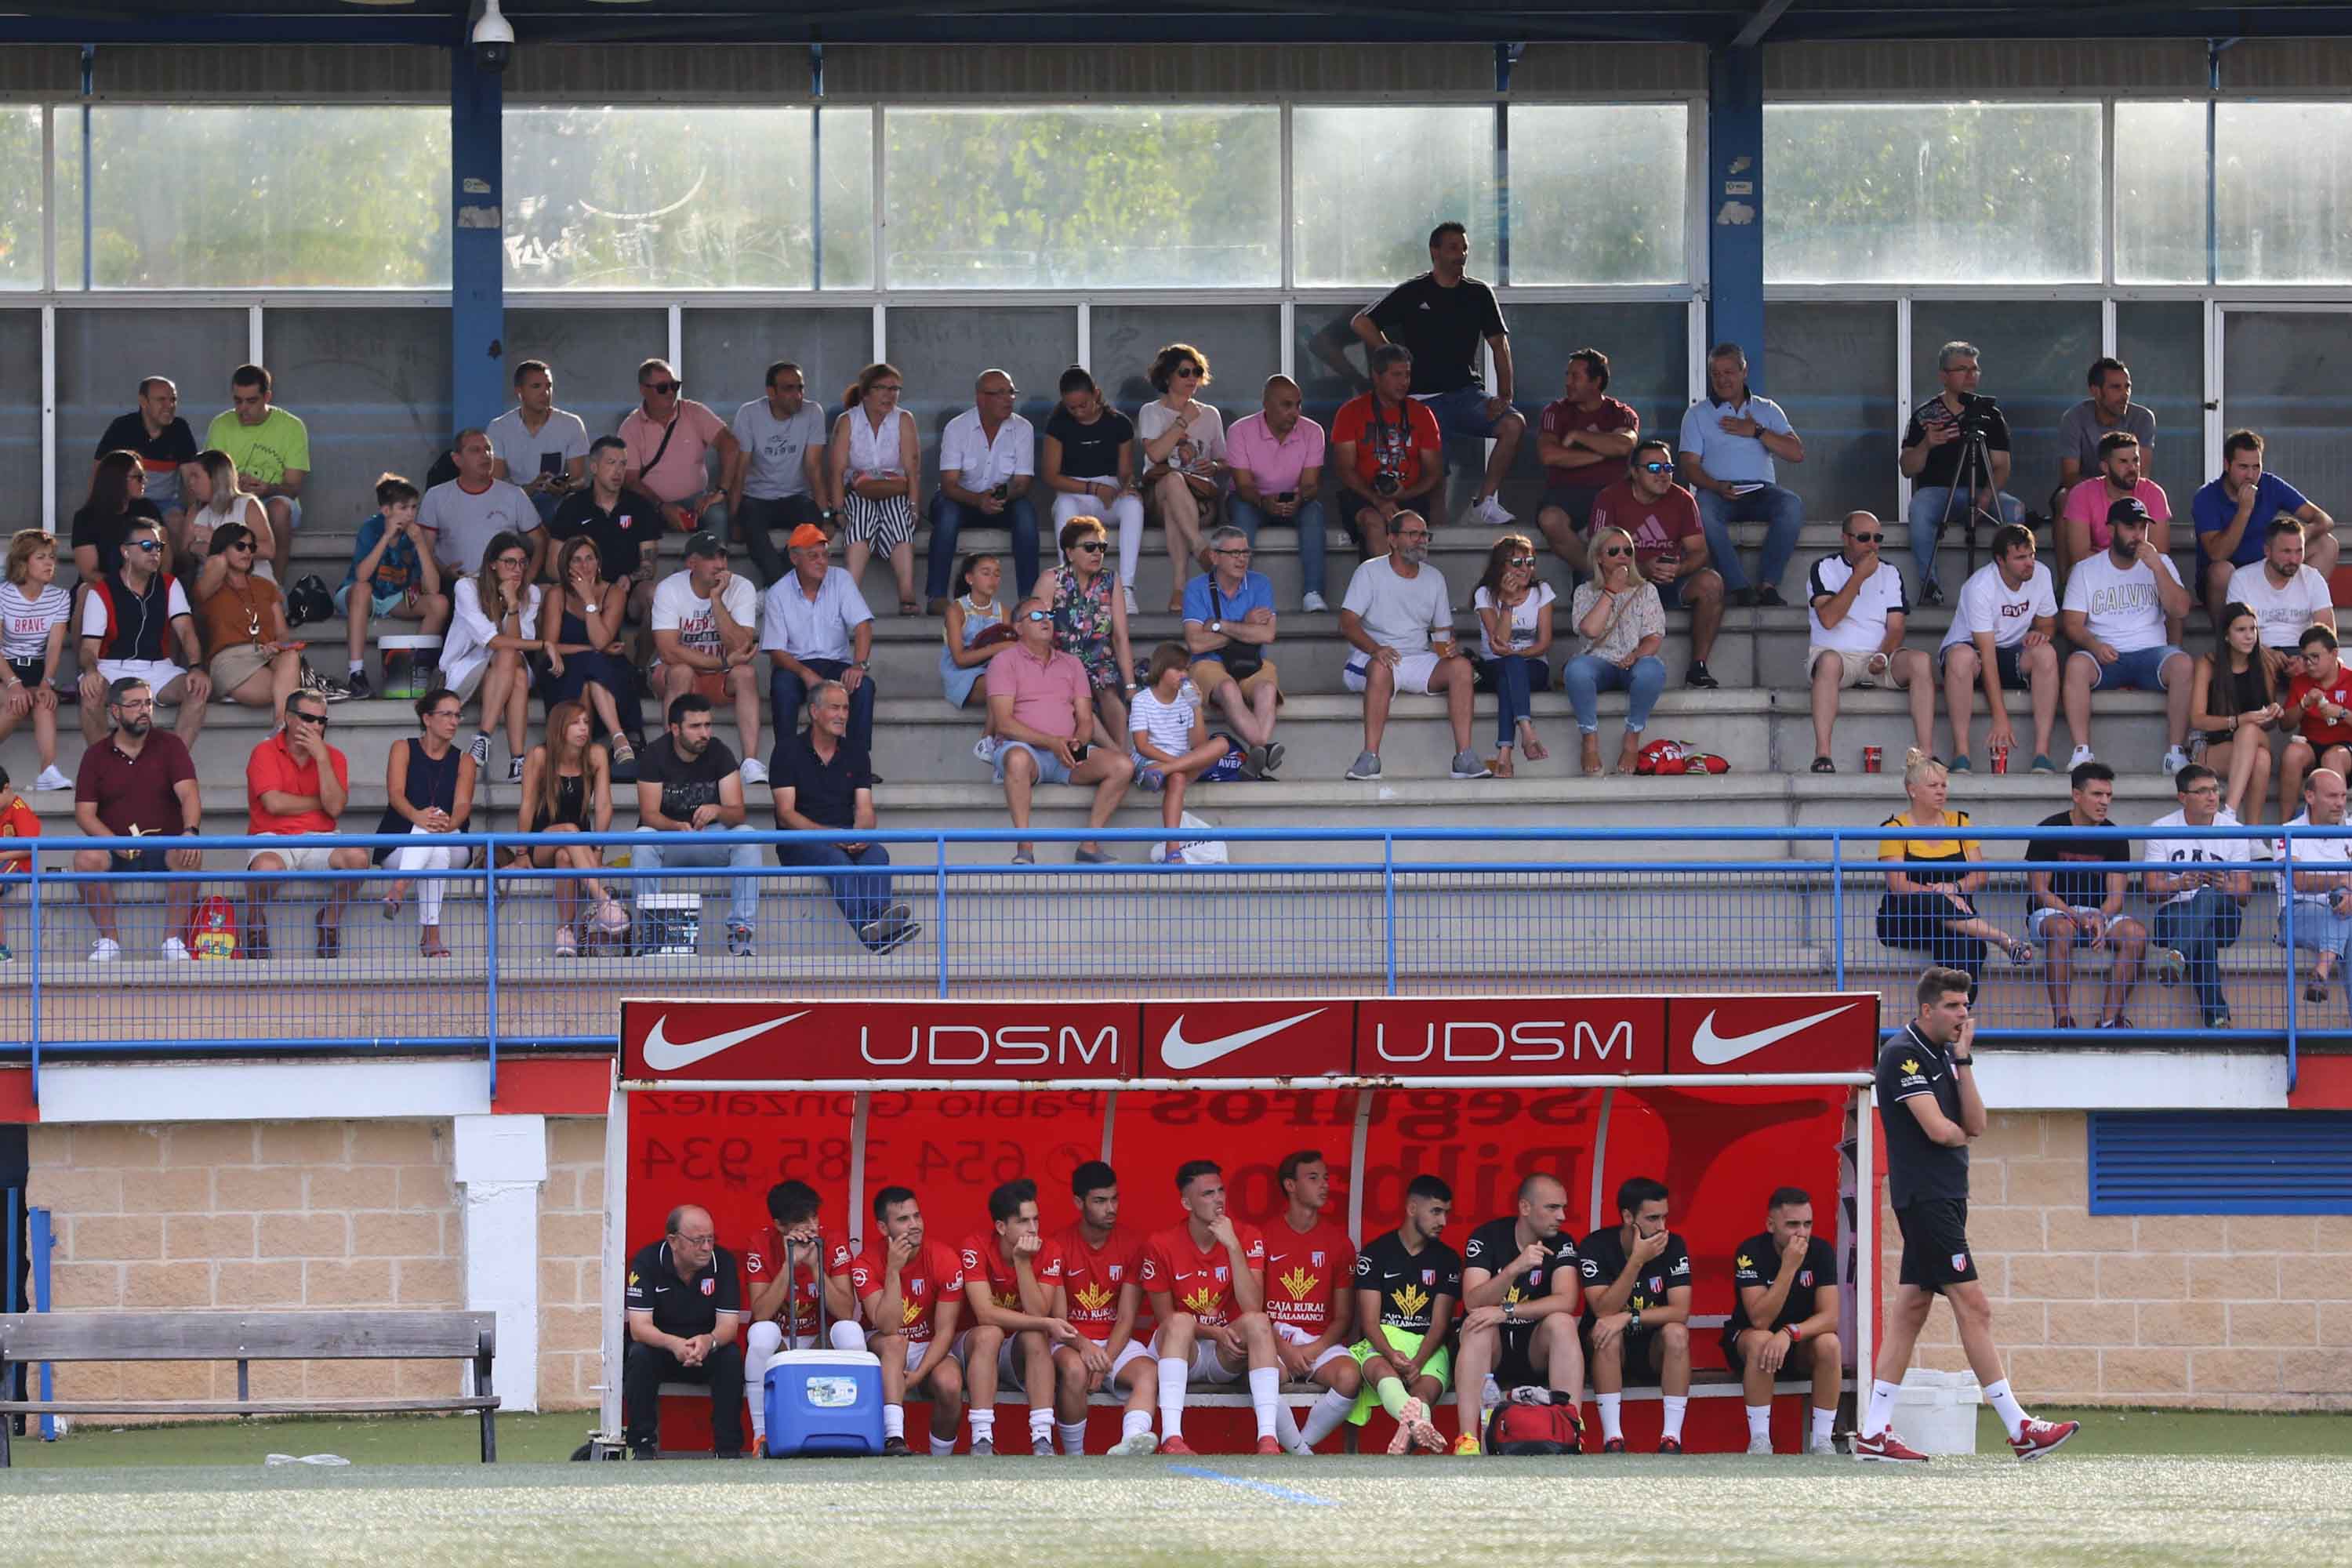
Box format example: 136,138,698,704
0,1311,500,1466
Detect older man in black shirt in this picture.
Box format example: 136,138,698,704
623,1203,746,1459
1858,966,2078,1465
772,678,917,954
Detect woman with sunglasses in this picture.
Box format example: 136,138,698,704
377,686,477,958
446,532,544,783
539,535,638,776
1042,517,1138,750
192,523,304,730
1561,525,1668,776
1137,343,1226,612
829,362,923,617
1472,534,1555,777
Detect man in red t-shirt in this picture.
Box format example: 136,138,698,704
1140,1159,1281,1455
1534,349,1641,572
1259,1149,1362,1454
1330,346,1445,560
242,694,365,960
850,1185,968,1456
1588,437,1727,689
739,1179,858,1451
1041,1160,1161,1455
2286,625,2352,804
956,1178,1084,1456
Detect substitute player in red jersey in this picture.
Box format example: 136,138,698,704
1454,1171,1585,1455
1860,968,2078,1463
851,1185,967,1457
957,1178,1085,1456
1142,1159,1283,1456
1259,1149,1362,1453
1042,1161,1160,1456
740,1179,858,1453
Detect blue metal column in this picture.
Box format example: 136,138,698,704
450,49,506,430
1705,45,1766,389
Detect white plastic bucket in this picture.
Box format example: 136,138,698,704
1893,1367,1983,1454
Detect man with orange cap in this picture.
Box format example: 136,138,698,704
760,522,876,773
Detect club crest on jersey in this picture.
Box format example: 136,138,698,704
1213,1265,1229,1283
1280,1265,1319,1300
1311,1250,1327,1267
1798,1269,1814,1286
1394,1281,1431,1319
1951,1252,1969,1272
1421,1269,1436,1285
1647,1276,1663,1294
1108,1264,1123,1280
701,1278,714,1296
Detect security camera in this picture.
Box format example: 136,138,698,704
473,0,514,73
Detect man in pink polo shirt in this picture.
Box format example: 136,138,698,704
620,358,741,540
1226,376,1331,612
2059,430,2172,574
985,597,1134,866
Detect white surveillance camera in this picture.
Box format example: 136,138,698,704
473,0,514,72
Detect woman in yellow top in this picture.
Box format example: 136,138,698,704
1875,749,2032,996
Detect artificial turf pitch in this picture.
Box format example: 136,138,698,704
3,1412,2350,1566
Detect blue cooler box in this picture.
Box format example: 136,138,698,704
762,1349,884,1457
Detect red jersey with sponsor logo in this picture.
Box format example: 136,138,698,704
849,1239,966,1344
1040,1223,1148,1344
957,1232,1043,1313
1138,1221,1265,1330
741,1224,853,1339
1258,1217,1356,1338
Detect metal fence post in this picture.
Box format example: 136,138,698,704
935,834,950,1000
25,852,40,1108
1382,834,1399,996
29,1206,52,1441
2283,831,2298,1093
1830,833,1847,991
484,833,500,1099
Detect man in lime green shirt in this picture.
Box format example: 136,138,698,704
205,364,310,580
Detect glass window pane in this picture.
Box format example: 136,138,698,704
258,308,453,530
1765,103,2100,284
503,308,669,445
2218,103,2352,285
818,107,875,291
682,308,875,427
884,307,1078,485
1091,306,1280,426
1493,303,1688,521
89,107,448,289
1293,107,1495,288
1507,104,1688,285
2114,302,2205,503
882,107,1278,289
504,107,848,291
56,308,250,517
1764,302,1898,524
0,107,43,290
2223,310,2352,521
0,312,38,517
2115,100,2207,285
1910,303,2101,513
55,105,81,292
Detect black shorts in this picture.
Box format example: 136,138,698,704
1720,1322,1784,1371
1936,640,2025,687
1583,1319,1668,1386
8,657,45,688
1894,1198,1978,1293
1494,1321,1543,1388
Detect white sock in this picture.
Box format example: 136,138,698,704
1120,1408,1153,1444
1661,1395,1688,1441
1301,1387,1355,1446
1864,1379,1900,1439
1812,1406,1837,1444
1157,1357,1189,1439
1058,1419,1089,1455
1745,1404,1772,1444
969,1408,996,1443
1597,1392,1624,1443
829,1321,866,1354
928,1432,956,1456
883,1405,906,1440
348,659,365,675
1029,1407,1054,1446
1983,1377,2028,1440
1247,1366,1280,1440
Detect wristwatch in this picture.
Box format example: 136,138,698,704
1209,620,1223,634
1628,1309,1643,1334
1785,1323,1805,1343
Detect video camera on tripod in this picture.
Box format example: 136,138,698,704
1933,392,2010,583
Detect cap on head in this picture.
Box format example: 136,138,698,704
684,530,728,561
787,524,829,551
2107,497,2151,525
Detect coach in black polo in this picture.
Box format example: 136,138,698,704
1857,965,2077,1465
622,1203,746,1458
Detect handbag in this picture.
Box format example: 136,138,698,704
1210,580,1264,681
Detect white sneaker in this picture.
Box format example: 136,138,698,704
161,936,191,962
1807,1436,1839,1457
89,937,121,963
1468,494,1515,528
33,765,70,793
1108,1428,1160,1457
1746,1434,1777,1455
1301,591,1330,614
2067,744,2096,768
2161,744,2190,776
740,757,768,786
1122,584,1139,617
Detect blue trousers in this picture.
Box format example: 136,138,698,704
1228,495,1330,604
1907,486,2025,593
2151,887,2242,1024
769,659,874,775
633,826,763,931
1480,654,1552,748
926,493,1040,601
776,840,895,936
1696,483,1804,594
1561,654,1665,735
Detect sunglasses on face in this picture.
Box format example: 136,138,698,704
1507,556,1535,567
1175,366,1202,379
289,710,328,727
1600,546,1632,557
1022,608,1054,623
131,539,162,554
643,381,679,395
1849,532,1882,544
1073,540,1108,554
1639,461,1673,474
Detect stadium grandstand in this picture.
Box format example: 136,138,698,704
0,0,2347,1544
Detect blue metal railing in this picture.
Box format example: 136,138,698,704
2,821,2340,1100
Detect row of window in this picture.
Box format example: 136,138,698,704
2,100,2349,292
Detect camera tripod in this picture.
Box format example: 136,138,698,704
1933,412,2006,593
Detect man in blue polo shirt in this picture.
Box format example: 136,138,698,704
1678,343,1806,606
1181,526,1283,777
2192,428,2336,620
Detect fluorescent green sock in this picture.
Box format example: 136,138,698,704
1376,1377,1410,1419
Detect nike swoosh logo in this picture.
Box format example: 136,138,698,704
1160,1008,1328,1071
641,1010,810,1071
1689,1003,1861,1066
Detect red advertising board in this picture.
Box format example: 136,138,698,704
621,993,1877,1083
